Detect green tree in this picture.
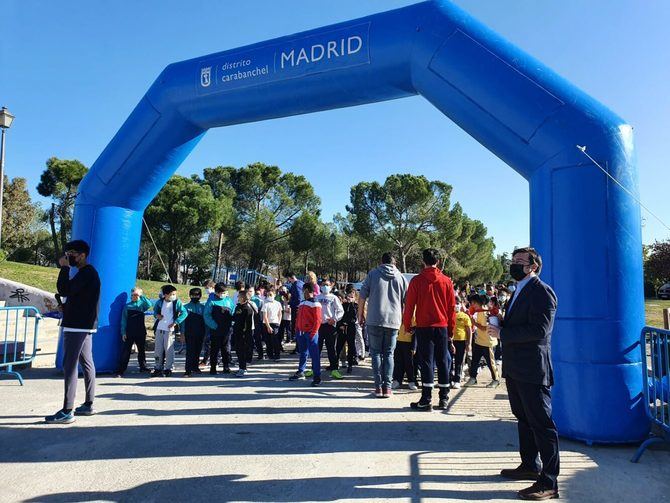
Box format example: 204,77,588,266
445,217,502,283
36,157,88,255
347,174,452,272
199,167,238,279
645,239,670,289
288,213,328,275
497,252,512,283
2,176,39,257
145,175,222,282
229,163,320,270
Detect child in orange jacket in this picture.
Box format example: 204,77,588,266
289,283,323,386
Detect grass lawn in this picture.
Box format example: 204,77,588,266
645,298,670,329
0,260,201,300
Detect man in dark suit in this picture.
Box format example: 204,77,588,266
487,247,559,501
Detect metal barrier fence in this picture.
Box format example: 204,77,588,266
0,306,41,385
632,326,670,462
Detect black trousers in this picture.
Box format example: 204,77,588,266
335,323,356,369
117,331,147,374
185,332,204,373
290,306,299,334
451,340,467,383
265,324,281,360
253,323,264,359
318,323,338,368
279,319,292,343
210,329,231,371
415,327,451,401
470,343,499,380
392,340,416,384
200,329,211,364
236,331,254,370
506,377,560,490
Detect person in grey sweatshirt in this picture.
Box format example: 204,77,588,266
358,252,408,397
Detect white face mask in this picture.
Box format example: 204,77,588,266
168,294,177,302
321,286,331,295
217,292,227,299
206,287,214,294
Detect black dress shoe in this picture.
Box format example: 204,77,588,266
518,482,559,500
500,465,540,481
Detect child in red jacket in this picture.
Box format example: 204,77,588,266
289,283,323,386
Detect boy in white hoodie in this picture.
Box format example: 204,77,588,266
316,279,345,379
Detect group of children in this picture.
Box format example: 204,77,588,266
115,275,508,391
390,289,506,392
115,276,365,385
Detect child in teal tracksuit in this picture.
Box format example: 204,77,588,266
182,287,206,376
204,282,235,374
152,285,188,377
116,287,153,376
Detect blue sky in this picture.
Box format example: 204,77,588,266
2,0,668,255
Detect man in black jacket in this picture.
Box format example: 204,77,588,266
488,247,559,501
45,240,101,424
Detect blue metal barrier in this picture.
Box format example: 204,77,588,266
631,326,670,462
0,306,41,385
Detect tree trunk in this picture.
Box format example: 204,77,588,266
48,204,60,259
146,248,151,279
303,251,309,276
399,247,407,273
214,230,224,280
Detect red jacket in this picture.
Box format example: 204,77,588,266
296,300,322,337
403,267,456,335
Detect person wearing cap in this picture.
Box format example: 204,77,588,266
46,240,101,424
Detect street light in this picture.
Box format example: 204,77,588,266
0,106,16,249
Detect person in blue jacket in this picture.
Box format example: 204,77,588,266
182,287,206,377
115,287,152,377
204,282,235,374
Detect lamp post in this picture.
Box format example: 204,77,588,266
0,107,16,249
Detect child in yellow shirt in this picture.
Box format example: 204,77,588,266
392,317,418,390
450,300,472,388
464,294,500,388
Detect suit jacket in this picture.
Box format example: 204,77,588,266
501,275,557,386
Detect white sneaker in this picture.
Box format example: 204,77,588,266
391,380,401,390
464,377,477,387
408,383,418,391
452,382,462,389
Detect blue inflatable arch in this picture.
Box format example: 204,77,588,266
69,0,645,443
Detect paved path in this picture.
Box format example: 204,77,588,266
1,350,668,502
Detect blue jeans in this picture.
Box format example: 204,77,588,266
296,331,321,377
367,325,398,388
